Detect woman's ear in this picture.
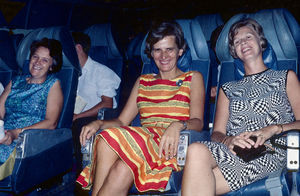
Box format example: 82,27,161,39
178,49,183,56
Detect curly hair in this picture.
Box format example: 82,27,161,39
30,37,63,73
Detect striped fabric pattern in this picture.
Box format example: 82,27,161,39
77,71,193,192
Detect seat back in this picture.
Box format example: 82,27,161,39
0,30,19,91
216,11,298,87
140,19,211,129
258,8,300,77
16,26,81,128
126,33,145,82
84,24,124,114
194,13,224,42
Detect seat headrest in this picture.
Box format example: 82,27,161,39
0,30,18,71
127,33,145,60
84,24,122,58
234,42,278,79
89,46,108,65
261,9,300,47
194,14,224,41
216,11,297,68
16,26,80,73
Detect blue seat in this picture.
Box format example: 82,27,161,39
9,1,71,29
127,19,211,195
194,14,224,127
257,8,300,77
125,32,145,91
0,30,18,88
84,24,124,119
194,13,224,42
0,26,80,194
215,10,298,196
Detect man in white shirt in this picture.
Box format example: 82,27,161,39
71,32,121,173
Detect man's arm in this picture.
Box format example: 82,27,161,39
73,95,113,121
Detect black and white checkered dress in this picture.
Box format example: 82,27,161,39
203,69,295,191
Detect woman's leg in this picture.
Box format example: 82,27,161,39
91,137,119,196
181,143,230,196
97,160,134,196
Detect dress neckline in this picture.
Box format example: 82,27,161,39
244,68,270,77
152,71,190,81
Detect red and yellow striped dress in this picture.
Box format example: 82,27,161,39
77,71,193,192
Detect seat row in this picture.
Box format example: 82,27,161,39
0,7,299,196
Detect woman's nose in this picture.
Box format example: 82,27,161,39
161,50,168,58
241,38,248,45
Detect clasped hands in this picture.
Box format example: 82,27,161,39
224,125,279,155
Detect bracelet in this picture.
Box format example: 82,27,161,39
221,136,229,144
180,120,187,131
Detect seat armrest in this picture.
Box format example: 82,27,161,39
181,129,211,144
177,129,211,167
11,128,73,193
15,128,72,158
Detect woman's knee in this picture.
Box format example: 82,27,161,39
96,137,108,152
186,143,213,163
108,160,133,186
187,143,210,157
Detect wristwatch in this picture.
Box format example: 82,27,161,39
180,120,187,131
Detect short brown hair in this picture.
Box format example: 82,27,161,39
144,20,186,58
228,18,267,58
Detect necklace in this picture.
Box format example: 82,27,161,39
27,77,46,84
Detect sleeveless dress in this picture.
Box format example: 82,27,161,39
77,71,194,192
0,74,58,163
202,69,294,191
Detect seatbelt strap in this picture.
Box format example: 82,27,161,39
265,169,283,196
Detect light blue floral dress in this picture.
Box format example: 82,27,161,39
0,74,58,163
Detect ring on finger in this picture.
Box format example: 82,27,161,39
258,134,265,138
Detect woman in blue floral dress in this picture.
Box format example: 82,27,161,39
0,38,64,163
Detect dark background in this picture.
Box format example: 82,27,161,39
0,0,298,50
0,0,298,30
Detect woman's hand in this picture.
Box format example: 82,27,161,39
80,120,103,146
245,125,280,148
0,130,14,145
158,121,182,160
225,124,280,154
223,134,255,154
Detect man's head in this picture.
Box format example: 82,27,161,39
72,32,91,55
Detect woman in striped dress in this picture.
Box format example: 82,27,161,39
77,20,205,195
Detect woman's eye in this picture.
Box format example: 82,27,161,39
234,40,240,46
42,59,49,64
32,55,38,60
153,49,161,53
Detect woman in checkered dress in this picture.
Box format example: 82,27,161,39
181,18,300,195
